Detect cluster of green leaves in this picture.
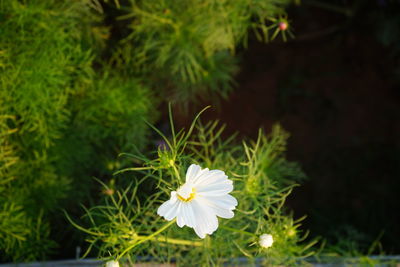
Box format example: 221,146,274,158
0,0,155,261
70,108,318,266
0,0,294,261
111,0,292,103
0,113,57,261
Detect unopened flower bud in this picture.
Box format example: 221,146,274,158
105,260,119,267
278,22,288,31
259,234,274,248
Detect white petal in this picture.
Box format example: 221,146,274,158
176,202,196,228
205,194,238,210
191,199,218,238
193,170,227,187
189,169,211,185
211,205,234,219
196,195,235,219
176,202,186,228
194,213,218,238
196,180,233,196
185,203,196,228
157,192,180,221
185,164,202,183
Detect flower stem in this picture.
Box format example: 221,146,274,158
219,225,256,237
171,163,181,183
137,236,202,247
117,220,176,260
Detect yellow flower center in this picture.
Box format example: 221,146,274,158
177,188,196,202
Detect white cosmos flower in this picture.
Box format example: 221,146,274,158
157,164,238,238
259,234,274,248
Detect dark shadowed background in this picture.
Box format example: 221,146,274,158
173,0,400,254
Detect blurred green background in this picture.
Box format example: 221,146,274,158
0,0,398,262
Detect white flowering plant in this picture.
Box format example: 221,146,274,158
67,106,319,266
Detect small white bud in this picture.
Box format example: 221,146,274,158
105,260,120,267
259,234,274,248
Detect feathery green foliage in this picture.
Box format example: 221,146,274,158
0,0,155,261
70,108,317,266
1,0,293,261
112,0,292,102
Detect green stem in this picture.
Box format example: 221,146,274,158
113,166,153,176
219,225,256,237
171,163,181,183
117,220,176,260
137,236,202,247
